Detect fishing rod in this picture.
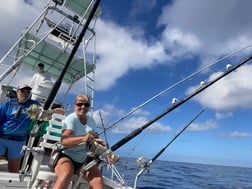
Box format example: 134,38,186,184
110,54,252,152
133,108,205,189
19,0,102,181
103,44,252,134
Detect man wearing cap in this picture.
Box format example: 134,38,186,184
0,84,40,172
30,63,51,89
0,83,65,172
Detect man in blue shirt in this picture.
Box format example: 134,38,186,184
0,84,40,172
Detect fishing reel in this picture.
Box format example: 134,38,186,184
27,104,52,121
86,140,119,163
136,156,150,171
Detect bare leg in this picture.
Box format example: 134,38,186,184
83,165,104,189
8,158,21,173
53,157,74,189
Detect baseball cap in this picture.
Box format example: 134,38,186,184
17,84,32,90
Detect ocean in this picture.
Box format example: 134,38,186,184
103,157,252,189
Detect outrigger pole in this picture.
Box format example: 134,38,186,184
19,0,101,181
133,108,205,189
111,55,252,152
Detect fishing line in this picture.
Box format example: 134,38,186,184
103,44,252,134
125,132,147,158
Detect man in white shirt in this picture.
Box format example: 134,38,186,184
30,63,51,88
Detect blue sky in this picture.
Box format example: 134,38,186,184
1,0,252,168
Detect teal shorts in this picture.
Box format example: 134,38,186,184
0,138,26,158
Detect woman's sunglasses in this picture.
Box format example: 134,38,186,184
75,102,90,107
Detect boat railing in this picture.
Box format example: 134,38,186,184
46,18,78,48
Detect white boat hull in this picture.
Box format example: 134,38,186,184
0,159,133,189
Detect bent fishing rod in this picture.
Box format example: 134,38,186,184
103,44,252,134
111,54,252,152
133,108,205,189
20,0,101,180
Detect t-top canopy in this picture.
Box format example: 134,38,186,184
63,0,102,18
17,33,95,84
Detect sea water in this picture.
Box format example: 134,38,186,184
103,157,252,189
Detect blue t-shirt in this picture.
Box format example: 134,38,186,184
62,112,96,163
0,98,40,141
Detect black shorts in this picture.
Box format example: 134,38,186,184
58,153,93,173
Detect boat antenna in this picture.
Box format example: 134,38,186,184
110,55,252,152
133,108,205,189
103,44,252,134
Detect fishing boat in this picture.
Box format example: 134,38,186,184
1,0,252,189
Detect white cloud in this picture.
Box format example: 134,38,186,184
0,0,45,56
221,131,251,138
110,116,172,134
94,19,169,90
93,104,172,134
229,131,251,137
188,120,218,131
146,121,173,134
92,0,252,93
161,28,201,58
215,111,233,120
188,65,252,111
158,0,252,59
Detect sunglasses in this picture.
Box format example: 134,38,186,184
75,102,90,107
19,89,31,93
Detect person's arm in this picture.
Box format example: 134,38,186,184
0,100,9,122
61,129,97,148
